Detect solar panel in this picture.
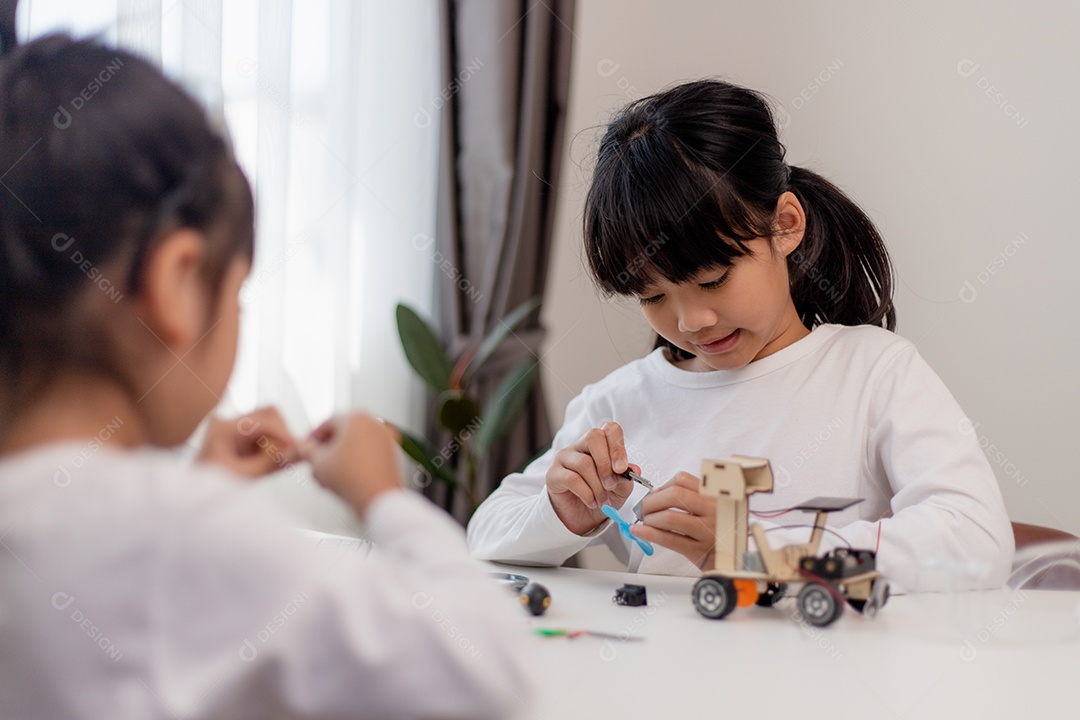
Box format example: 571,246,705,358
792,497,864,513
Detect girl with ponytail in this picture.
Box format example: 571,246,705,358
468,79,1013,592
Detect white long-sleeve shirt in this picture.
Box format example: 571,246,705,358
0,443,534,720
467,324,1014,591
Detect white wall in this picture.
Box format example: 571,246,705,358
543,0,1080,533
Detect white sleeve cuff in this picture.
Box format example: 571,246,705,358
537,488,611,540
363,489,470,560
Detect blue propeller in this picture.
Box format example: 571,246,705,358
601,504,654,556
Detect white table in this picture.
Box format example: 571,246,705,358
498,564,1080,720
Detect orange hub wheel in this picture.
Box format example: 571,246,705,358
734,579,760,607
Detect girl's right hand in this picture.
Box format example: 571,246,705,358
546,422,637,535
299,413,402,515
198,406,298,478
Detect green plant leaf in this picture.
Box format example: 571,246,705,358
396,304,452,392
463,296,541,385
437,391,482,435
398,428,460,489
473,358,538,455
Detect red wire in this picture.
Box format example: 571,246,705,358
750,508,794,518
875,520,882,554
796,568,848,603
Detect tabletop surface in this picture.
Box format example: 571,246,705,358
497,564,1080,720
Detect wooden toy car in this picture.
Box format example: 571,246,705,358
692,456,889,627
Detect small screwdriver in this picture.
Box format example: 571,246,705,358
618,468,654,490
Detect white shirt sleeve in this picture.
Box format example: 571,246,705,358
767,345,1015,592
155,486,536,720
466,390,614,566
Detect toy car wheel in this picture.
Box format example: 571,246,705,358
798,582,842,627
847,578,890,615
755,582,787,607
693,576,737,619
862,578,890,618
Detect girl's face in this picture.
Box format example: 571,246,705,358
637,237,809,372
178,256,250,429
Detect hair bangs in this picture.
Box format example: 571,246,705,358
585,128,766,296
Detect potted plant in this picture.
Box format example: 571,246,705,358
394,297,540,513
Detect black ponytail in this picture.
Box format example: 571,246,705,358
584,78,895,362
787,166,895,330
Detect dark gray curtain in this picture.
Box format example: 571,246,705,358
1,0,17,53
426,0,575,522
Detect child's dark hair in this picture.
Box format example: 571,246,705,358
0,22,254,408
584,79,895,358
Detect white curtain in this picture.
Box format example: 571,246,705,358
18,1,441,534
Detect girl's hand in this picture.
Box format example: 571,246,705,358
198,406,298,478
297,413,402,515
545,422,637,535
630,472,717,570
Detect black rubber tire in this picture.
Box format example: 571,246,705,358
755,582,788,607
693,576,737,620
798,582,843,627
848,578,891,615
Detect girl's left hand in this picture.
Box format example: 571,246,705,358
198,406,299,478
629,472,717,570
